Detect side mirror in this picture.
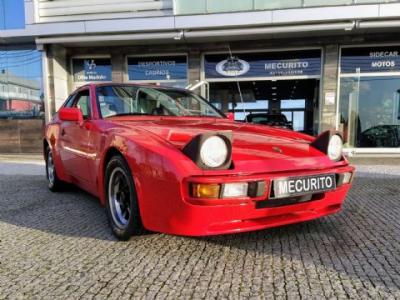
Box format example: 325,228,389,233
226,112,235,121
59,107,83,123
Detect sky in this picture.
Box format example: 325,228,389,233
0,0,25,30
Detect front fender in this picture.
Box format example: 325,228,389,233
44,123,70,182
97,128,202,222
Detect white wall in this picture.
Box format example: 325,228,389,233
36,0,173,23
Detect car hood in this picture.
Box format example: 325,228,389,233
110,117,339,173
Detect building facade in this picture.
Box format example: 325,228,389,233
1,0,400,155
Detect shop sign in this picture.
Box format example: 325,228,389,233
325,92,336,106
215,57,250,77
72,58,112,82
128,56,187,81
204,50,321,79
341,47,400,74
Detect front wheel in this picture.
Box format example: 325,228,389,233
105,156,143,240
45,147,64,192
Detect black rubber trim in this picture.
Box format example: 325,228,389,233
255,193,325,209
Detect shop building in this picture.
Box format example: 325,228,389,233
2,0,400,155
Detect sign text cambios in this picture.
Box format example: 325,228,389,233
128,56,187,81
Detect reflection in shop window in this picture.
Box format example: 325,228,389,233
339,76,400,148
281,99,306,131
209,82,270,121
281,99,305,109
228,100,269,121
0,47,43,120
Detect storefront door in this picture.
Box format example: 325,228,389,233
339,46,400,151
209,79,319,135
203,49,322,136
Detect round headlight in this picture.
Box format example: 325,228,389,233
200,136,229,168
328,134,343,161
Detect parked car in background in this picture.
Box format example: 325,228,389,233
358,125,400,148
245,113,293,130
44,83,354,240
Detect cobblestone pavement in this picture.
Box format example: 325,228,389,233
0,161,399,299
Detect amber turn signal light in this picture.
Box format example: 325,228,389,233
191,183,221,198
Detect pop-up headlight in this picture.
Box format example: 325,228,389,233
183,132,232,170
311,131,344,162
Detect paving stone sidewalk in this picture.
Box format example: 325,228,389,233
0,162,399,299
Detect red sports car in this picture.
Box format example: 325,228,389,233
44,83,354,240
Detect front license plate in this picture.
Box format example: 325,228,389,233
271,174,336,199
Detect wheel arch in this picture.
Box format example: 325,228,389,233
99,146,144,217
43,139,50,159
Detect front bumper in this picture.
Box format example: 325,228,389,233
144,165,354,236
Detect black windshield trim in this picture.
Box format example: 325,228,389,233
105,113,154,118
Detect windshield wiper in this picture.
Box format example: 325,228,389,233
106,113,221,119
105,113,154,118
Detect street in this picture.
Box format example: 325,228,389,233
0,158,399,299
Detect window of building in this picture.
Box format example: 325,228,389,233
0,45,44,120
175,0,398,15
205,50,321,135
339,46,400,148
0,0,25,29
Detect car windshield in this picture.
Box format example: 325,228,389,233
97,85,223,118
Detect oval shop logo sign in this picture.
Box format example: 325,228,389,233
216,57,250,77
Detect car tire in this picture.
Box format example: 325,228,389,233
105,155,143,241
45,147,65,192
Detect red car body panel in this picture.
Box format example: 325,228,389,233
44,83,355,236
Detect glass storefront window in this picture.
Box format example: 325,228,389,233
175,0,398,15
209,81,270,121
227,100,269,121
127,56,188,89
209,79,318,135
339,76,400,148
0,46,44,120
205,51,320,135
339,46,400,149
281,99,306,109
281,100,306,131
72,58,112,82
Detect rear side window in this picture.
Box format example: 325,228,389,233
74,90,91,119
64,95,76,108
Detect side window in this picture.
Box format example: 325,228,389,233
64,94,76,108
137,90,158,114
74,90,90,119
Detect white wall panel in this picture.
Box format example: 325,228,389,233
36,0,172,23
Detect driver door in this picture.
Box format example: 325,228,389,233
59,89,93,182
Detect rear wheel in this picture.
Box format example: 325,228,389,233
45,147,64,192
105,156,143,240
